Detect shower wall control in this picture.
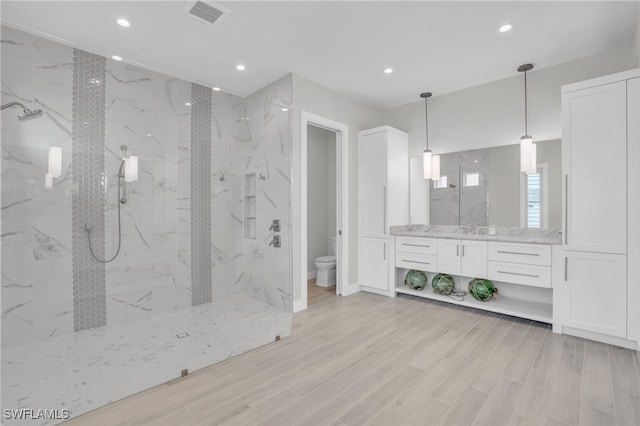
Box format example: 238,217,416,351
269,219,280,232
269,235,281,248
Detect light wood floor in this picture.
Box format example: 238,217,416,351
66,288,640,426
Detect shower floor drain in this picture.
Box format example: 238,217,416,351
176,332,189,339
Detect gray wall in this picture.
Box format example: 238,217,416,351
383,46,637,158
307,125,336,277
292,74,383,301
634,17,640,67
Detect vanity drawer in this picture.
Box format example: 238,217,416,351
488,261,551,288
396,252,437,271
396,236,437,255
488,242,551,266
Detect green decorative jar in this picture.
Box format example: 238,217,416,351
405,270,428,290
468,278,498,301
432,273,455,295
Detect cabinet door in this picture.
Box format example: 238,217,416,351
628,77,640,342
360,237,389,290
562,82,627,254
561,251,627,338
461,241,488,278
360,133,388,237
437,239,461,275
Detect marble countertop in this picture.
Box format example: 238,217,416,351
390,224,562,245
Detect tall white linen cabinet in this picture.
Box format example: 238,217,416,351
554,69,640,349
358,126,409,296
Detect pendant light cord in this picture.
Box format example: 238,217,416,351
524,69,528,136
424,97,429,151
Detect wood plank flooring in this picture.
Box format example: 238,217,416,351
66,284,640,426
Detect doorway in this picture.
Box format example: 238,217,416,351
298,112,349,312
306,124,338,305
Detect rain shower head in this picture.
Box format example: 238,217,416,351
1,101,43,121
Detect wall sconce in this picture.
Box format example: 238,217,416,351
124,155,138,182
48,146,62,177
45,146,62,190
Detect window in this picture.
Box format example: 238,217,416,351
463,172,480,187
525,172,542,228
521,164,548,228
433,175,448,189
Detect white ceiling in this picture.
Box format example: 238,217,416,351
2,1,639,109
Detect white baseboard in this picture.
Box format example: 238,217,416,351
562,326,639,350
293,299,307,313
307,270,317,280
341,282,361,296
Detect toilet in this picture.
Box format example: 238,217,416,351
315,237,337,287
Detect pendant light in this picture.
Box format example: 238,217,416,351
421,92,440,180
518,64,536,174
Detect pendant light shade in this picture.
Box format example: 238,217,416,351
518,64,536,174
520,135,536,174
423,149,433,179
420,92,440,180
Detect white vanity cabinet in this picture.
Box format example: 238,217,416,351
437,239,487,278
488,242,552,289
358,126,409,296
556,69,639,349
360,238,390,291
393,234,555,323
560,251,627,338
562,79,627,254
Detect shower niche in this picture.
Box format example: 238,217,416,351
244,173,256,239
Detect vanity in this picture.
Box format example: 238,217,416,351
389,225,561,323
357,69,639,350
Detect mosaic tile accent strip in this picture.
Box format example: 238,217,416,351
71,49,107,331
190,84,213,305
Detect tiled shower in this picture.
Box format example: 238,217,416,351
1,26,292,424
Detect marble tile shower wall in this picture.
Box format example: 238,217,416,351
102,55,192,325
1,27,74,347
1,26,293,348
207,76,292,312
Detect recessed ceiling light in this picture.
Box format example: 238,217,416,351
281,108,289,112
112,55,123,61
185,102,192,106
384,68,393,74
236,64,246,71
213,87,221,92
117,18,131,28
499,24,512,33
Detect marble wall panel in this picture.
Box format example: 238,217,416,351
1,26,74,345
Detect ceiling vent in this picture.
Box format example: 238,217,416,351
184,1,231,27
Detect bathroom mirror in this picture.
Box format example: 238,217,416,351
429,139,562,228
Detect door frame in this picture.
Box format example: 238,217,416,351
297,111,349,312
